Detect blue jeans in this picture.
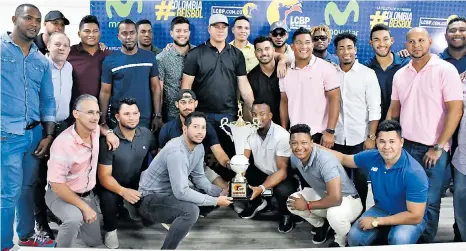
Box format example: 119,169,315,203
348,206,426,245
453,167,466,240
1,125,43,249
403,140,448,243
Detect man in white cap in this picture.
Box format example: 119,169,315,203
269,21,295,62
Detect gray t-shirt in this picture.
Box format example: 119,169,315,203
291,146,358,198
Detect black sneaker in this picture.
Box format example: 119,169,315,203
278,215,295,233
239,199,267,219
35,221,55,240
292,215,305,225
199,206,219,218
328,241,341,247
312,220,331,244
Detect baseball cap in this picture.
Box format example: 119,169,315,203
178,89,197,101
44,11,70,25
209,14,229,26
270,21,289,32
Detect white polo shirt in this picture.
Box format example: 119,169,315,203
245,122,292,175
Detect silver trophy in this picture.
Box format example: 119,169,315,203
220,102,259,200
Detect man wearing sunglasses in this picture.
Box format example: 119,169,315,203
310,25,339,65
269,21,295,63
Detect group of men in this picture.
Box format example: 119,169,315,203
1,2,466,251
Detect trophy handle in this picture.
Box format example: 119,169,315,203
219,117,233,141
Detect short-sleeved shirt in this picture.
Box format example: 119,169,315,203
47,124,100,193
98,126,156,186
323,52,339,65
158,116,220,150
245,122,291,175
68,43,111,100
183,40,247,114
33,33,48,55
156,44,195,120
354,149,428,220
439,48,466,82
363,52,410,121
283,44,295,62
229,40,259,73
47,56,73,122
101,49,159,127
290,146,358,198
279,56,340,134
391,55,463,150
247,63,281,125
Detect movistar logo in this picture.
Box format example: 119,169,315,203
324,0,359,26
106,0,143,18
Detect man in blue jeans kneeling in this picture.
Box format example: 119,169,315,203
323,120,429,245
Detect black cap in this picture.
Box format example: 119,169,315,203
45,11,70,25
178,89,197,101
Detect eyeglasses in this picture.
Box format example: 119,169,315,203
312,35,328,42
76,110,102,116
271,30,287,37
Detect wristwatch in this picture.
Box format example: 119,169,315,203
104,129,114,136
154,113,162,118
433,144,443,151
325,128,335,135
371,217,379,228
368,134,376,141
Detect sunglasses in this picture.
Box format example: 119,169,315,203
312,35,328,42
271,30,287,37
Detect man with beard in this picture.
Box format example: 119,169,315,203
33,10,69,55
136,19,162,56
248,36,281,125
363,24,409,122
1,4,57,249
387,27,463,243
99,19,162,132
230,16,258,73
310,25,339,65
138,112,232,250
333,32,381,213
157,16,195,122
97,98,157,249
269,21,295,62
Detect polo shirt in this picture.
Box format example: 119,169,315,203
392,55,463,150
247,63,281,125
183,40,247,114
158,116,220,150
47,124,100,193
68,43,111,99
363,52,410,121
245,122,291,175
229,40,259,73
323,52,339,65
101,49,159,128
290,146,358,198
47,56,73,122
33,33,48,55
98,126,156,186
335,61,381,146
354,149,428,220
279,56,340,135
439,48,466,83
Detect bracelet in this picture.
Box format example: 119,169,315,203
259,185,266,194
306,201,312,212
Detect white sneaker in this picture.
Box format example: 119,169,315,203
123,200,142,221
104,230,119,249
161,223,189,237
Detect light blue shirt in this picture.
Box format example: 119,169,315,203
47,56,73,122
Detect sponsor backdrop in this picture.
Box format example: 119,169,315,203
92,0,466,62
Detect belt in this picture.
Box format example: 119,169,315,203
76,190,92,198
25,121,40,130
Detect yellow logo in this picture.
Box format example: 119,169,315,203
324,0,359,26
106,0,143,19
267,0,303,25
242,3,257,18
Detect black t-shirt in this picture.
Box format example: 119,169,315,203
33,33,48,55
247,63,281,125
183,40,247,114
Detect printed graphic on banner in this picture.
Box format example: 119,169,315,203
288,15,311,29
106,0,143,18
211,3,257,18
370,6,413,29
155,0,203,20
324,0,359,26
419,17,449,29
266,0,303,26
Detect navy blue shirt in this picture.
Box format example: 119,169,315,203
158,116,220,150
363,52,410,121
101,49,158,128
439,48,466,80
354,149,428,220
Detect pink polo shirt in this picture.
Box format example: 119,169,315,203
392,55,463,150
279,56,340,134
47,124,100,193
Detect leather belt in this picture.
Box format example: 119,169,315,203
25,121,40,130
76,190,92,198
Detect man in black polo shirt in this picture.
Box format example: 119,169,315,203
33,10,69,54
248,36,281,125
181,13,254,158
97,98,156,249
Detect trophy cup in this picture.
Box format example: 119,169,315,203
220,102,259,200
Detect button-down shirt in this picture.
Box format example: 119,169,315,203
1,32,56,135
323,52,339,65
335,62,381,146
392,55,463,150
279,56,340,134
156,44,195,120
47,56,73,122
229,40,259,73
47,124,100,193
452,84,466,175
245,122,291,175
363,52,410,121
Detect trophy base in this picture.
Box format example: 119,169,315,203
230,180,250,201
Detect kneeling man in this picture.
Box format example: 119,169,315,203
287,124,363,247
138,112,232,249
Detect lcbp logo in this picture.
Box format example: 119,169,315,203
106,0,143,19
